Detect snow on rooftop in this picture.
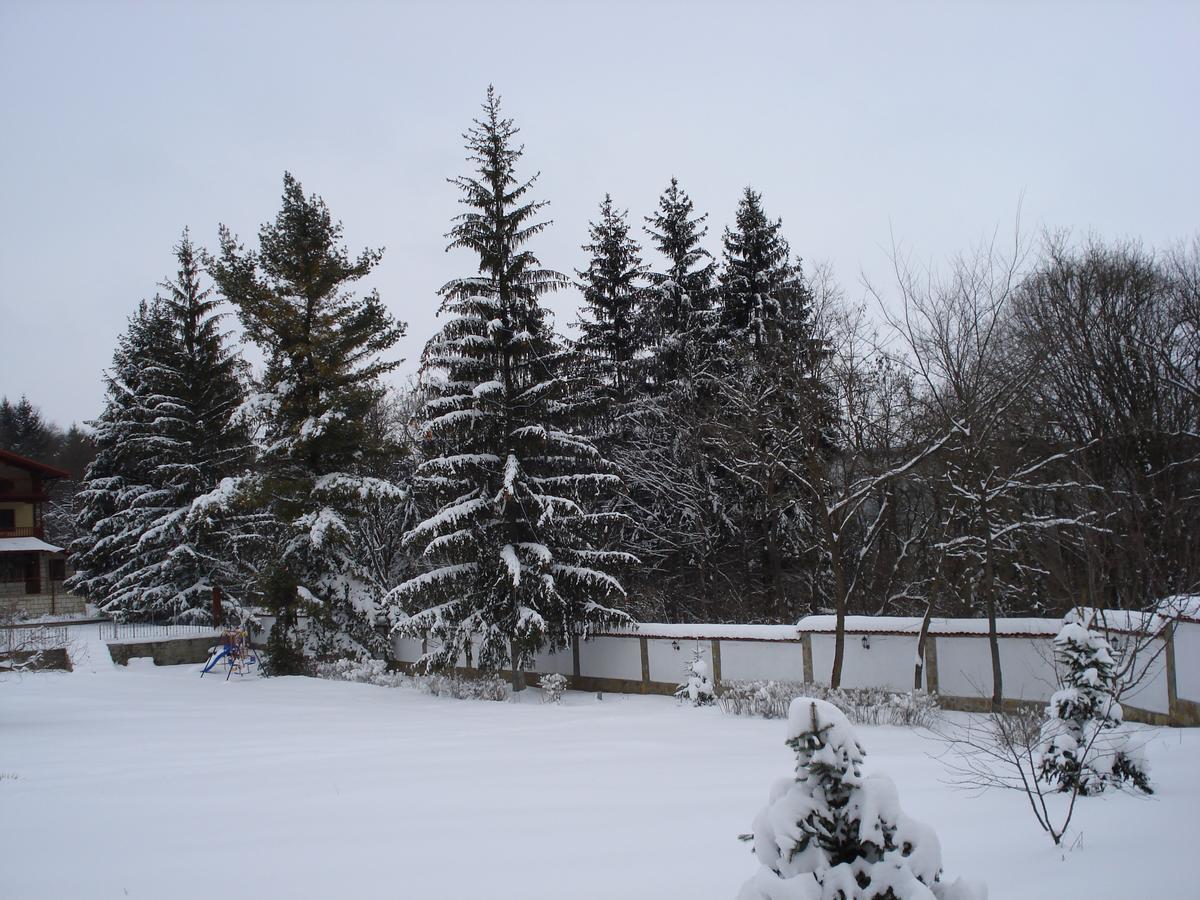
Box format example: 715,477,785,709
0,537,63,553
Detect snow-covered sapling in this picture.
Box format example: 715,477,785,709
539,672,568,704
675,642,715,706
739,697,983,900
1037,617,1151,796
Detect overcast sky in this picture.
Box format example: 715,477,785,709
1,0,1197,428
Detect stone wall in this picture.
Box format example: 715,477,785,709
107,635,219,667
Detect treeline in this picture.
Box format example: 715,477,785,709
52,88,1197,686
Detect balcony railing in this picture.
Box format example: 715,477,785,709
0,526,44,539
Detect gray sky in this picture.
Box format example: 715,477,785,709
2,0,1197,428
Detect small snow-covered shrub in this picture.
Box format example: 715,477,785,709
417,673,511,702
832,687,941,729
720,681,817,718
719,681,939,727
675,642,715,706
738,698,984,900
316,658,404,688
539,672,568,703
1037,617,1151,796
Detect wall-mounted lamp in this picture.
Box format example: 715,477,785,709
861,635,871,650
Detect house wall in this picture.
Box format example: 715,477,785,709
0,463,37,528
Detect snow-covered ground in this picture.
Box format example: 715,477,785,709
1,627,1195,899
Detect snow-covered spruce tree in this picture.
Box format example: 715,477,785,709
209,173,406,661
605,178,725,620
391,87,633,689
1037,617,1151,796
675,641,715,706
642,176,716,393
720,187,810,351
572,193,649,449
70,234,257,622
740,698,983,900
115,232,254,620
70,300,175,611
710,188,837,617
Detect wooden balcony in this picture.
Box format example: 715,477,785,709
0,526,45,539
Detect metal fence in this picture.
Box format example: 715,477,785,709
98,622,219,642
1,624,69,654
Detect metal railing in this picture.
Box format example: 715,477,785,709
98,622,220,642
1,624,68,653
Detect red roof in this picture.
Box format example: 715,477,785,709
0,448,71,480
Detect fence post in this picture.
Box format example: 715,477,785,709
1165,622,1179,725
801,633,814,683
710,639,722,693
571,635,581,680
639,636,650,694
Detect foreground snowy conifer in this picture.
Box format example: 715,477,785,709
739,698,984,900
1037,617,1151,796
676,642,715,706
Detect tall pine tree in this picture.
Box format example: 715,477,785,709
70,233,255,621
210,174,406,658
573,193,648,448
711,188,836,616
720,187,810,351
70,300,175,613
643,177,716,392
392,87,632,687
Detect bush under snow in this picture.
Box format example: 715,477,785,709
315,658,405,688
416,672,511,702
739,697,984,900
539,672,568,703
720,681,938,728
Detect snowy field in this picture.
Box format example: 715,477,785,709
1,628,1196,899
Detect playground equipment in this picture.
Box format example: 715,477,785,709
201,626,259,680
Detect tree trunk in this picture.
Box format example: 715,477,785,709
980,498,1004,712
914,600,935,691
510,642,524,692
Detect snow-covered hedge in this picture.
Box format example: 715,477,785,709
739,698,984,900
720,681,939,728
416,673,511,702
538,672,568,703
315,658,405,688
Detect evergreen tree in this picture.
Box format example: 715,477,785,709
0,395,52,458
1037,617,1152,795
573,194,648,446
709,189,837,616
69,300,176,612
70,233,255,621
720,187,808,351
674,641,715,706
210,174,405,654
643,177,716,391
392,87,632,687
740,698,983,900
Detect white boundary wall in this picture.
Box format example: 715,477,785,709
387,613,1190,723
